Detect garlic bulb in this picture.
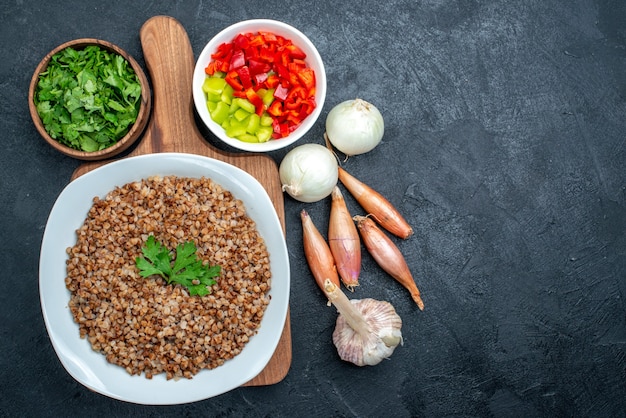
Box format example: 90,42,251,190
324,279,402,366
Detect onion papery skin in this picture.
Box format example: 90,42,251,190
325,98,384,156
279,143,339,203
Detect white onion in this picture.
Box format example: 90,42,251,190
325,98,384,156
279,143,338,203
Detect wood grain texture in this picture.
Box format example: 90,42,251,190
71,15,292,387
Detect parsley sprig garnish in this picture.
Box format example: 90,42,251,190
135,235,220,296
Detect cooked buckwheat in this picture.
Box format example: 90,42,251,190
65,175,272,380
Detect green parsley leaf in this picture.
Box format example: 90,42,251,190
135,235,220,297
33,45,142,152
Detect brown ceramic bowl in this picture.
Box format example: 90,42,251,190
29,39,151,161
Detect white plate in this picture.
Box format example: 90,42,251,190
39,153,290,405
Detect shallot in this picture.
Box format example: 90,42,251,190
338,167,413,239
328,186,361,290
300,209,340,296
354,215,424,310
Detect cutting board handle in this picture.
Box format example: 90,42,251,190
137,15,217,154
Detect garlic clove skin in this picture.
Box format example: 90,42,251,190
332,298,402,366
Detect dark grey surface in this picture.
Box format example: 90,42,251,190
2,0,625,416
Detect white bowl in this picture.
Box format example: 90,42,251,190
39,153,290,405
193,19,326,152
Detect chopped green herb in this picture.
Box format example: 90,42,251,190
135,235,220,297
34,45,142,152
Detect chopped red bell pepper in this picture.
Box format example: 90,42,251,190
258,45,276,63
299,98,316,115
285,86,306,106
212,42,232,60
285,44,306,59
229,49,245,70
285,110,303,126
245,88,265,116
297,67,315,90
224,70,243,91
273,84,289,101
272,119,290,138
233,33,249,50
204,61,217,75
274,62,290,81
244,46,259,61
247,34,265,47
248,58,271,75
218,58,230,73
287,71,300,87
260,31,277,42
253,72,268,87
204,30,317,139
205,43,233,75
265,74,280,89
278,49,294,68
236,66,253,90
268,101,283,117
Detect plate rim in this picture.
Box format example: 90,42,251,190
39,152,290,405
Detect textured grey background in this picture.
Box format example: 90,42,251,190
1,0,625,416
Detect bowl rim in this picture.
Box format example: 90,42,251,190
193,19,326,152
29,38,152,161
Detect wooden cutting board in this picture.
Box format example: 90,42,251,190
71,15,292,387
